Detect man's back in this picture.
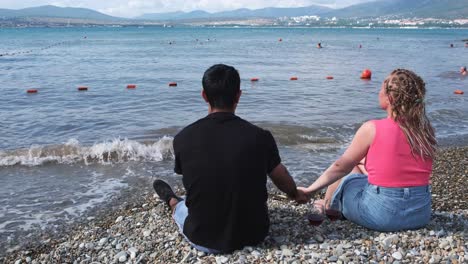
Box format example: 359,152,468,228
173,112,280,252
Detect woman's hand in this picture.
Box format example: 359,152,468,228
295,187,314,204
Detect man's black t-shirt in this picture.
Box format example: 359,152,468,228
173,112,281,252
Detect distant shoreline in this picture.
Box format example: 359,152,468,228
2,24,468,29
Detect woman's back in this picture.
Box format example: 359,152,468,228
366,118,433,188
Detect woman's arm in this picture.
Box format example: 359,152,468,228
357,157,368,175
302,121,375,195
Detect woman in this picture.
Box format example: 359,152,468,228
299,69,437,231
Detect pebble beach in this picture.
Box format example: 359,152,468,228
2,146,467,264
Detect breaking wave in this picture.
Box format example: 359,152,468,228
0,137,174,167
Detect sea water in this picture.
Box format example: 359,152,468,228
0,27,467,251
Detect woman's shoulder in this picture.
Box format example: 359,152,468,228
366,118,397,129
356,120,376,139
367,118,389,124
363,119,376,129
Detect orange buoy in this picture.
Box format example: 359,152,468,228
326,76,334,80
27,89,38,94
361,69,372,79
454,89,464,95
78,86,88,91
168,82,177,87
251,78,259,82
290,77,298,81
127,84,137,89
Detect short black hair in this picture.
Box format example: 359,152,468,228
202,64,240,109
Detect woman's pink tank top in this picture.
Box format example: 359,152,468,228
366,118,432,187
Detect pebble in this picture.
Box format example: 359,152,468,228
115,251,127,262
282,248,293,256
381,234,399,249
319,243,329,249
115,216,124,223
216,256,229,264
85,242,94,250
343,243,353,249
392,251,403,260
98,238,108,246
181,252,192,262
436,230,446,237
128,247,138,259
314,234,325,243
143,230,152,237
273,236,286,244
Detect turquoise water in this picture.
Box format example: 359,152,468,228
0,27,467,250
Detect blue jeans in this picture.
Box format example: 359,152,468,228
330,173,432,232
173,200,222,254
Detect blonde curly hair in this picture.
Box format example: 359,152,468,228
384,69,437,160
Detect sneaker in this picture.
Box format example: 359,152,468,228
152,179,182,207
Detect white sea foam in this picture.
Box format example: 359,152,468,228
0,176,128,233
0,137,174,167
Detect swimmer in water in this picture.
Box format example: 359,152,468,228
317,42,322,49
460,66,467,75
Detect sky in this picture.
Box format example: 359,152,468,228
0,0,374,17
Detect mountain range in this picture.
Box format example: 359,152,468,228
139,0,468,20
0,0,467,23
326,0,468,19
0,5,120,21
137,6,333,20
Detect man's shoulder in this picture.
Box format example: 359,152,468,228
174,115,272,141
174,118,205,141
225,116,272,138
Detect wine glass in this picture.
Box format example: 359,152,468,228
307,200,325,226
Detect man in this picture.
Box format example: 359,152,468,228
460,66,467,75
153,64,306,254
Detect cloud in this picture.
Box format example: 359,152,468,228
0,0,374,17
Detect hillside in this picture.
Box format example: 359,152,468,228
138,5,332,20
0,1,467,25
0,5,120,21
324,0,468,19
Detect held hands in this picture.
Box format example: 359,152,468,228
294,187,314,204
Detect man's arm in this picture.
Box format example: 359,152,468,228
264,130,308,203
269,163,297,199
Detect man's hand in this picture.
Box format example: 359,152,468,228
294,188,310,204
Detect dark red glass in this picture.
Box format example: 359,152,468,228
325,209,341,221
308,214,325,226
